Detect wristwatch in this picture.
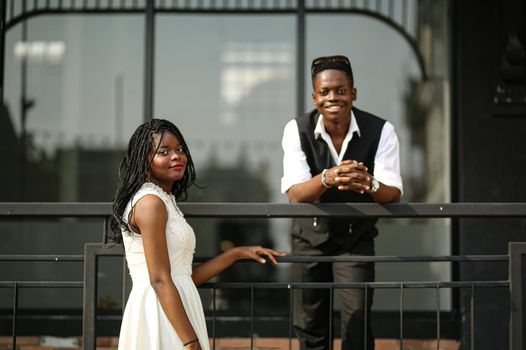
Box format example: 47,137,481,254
369,177,380,193
321,169,333,189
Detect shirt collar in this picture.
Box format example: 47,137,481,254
314,110,361,140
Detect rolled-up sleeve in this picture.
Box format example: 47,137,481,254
281,119,313,193
374,121,403,195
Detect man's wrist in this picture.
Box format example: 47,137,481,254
368,176,380,193
321,169,333,188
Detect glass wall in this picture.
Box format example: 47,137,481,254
1,15,144,309
1,0,450,318
155,14,296,314
155,15,295,204
3,15,144,202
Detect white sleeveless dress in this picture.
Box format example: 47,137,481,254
117,182,210,350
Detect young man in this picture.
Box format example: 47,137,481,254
281,55,403,350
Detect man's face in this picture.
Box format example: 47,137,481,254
312,69,356,123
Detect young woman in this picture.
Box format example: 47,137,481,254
111,119,284,350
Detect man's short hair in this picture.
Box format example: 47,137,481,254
311,55,354,86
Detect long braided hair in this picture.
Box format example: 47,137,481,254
110,118,196,243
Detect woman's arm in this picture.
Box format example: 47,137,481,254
131,195,201,348
192,246,285,286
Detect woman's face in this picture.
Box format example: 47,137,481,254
148,131,187,191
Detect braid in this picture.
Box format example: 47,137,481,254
110,119,197,243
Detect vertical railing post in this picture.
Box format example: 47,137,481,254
12,282,18,350
399,283,404,350
250,284,254,350
83,243,124,350
509,242,526,350
212,287,216,350
83,244,98,350
364,284,368,350
329,285,333,350
289,283,293,350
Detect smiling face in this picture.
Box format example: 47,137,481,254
149,131,188,192
312,69,356,124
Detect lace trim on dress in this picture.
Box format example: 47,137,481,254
139,183,191,245
141,182,185,217
123,183,180,235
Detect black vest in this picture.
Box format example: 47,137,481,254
292,107,386,249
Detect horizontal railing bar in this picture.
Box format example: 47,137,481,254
1,202,525,218
0,315,87,320
0,281,82,288
195,255,509,263
0,255,84,262
280,255,509,262
182,203,526,218
0,202,112,217
0,254,506,263
0,280,507,289
201,281,509,289
199,314,457,322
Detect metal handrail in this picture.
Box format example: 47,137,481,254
1,202,525,217
1,202,525,350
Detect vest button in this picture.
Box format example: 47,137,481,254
313,217,318,227
348,224,353,234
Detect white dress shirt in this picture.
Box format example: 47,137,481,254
281,110,403,195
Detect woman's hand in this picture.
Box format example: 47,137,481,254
231,246,286,265
192,246,286,286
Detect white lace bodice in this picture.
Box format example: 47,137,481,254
121,182,196,281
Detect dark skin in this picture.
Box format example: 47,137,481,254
129,132,285,350
287,69,401,204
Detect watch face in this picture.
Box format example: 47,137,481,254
371,178,379,192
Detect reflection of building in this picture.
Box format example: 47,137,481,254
0,102,58,201
55,148,123,202
220,41,293,126
402,3,450,203
0,101,123,203
374,2,452,312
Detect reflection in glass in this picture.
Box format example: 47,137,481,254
3,16,144,202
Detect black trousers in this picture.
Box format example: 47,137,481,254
292,235,375,350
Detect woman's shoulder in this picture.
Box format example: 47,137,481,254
127,186,170,232
130,182,169,204
134,191,165,207
132,193,168,222
124,183,170,220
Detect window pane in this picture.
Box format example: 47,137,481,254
155,15,295,237
156,16,295,204
155,14,296,313
1,15,144,309
3,16,144,202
